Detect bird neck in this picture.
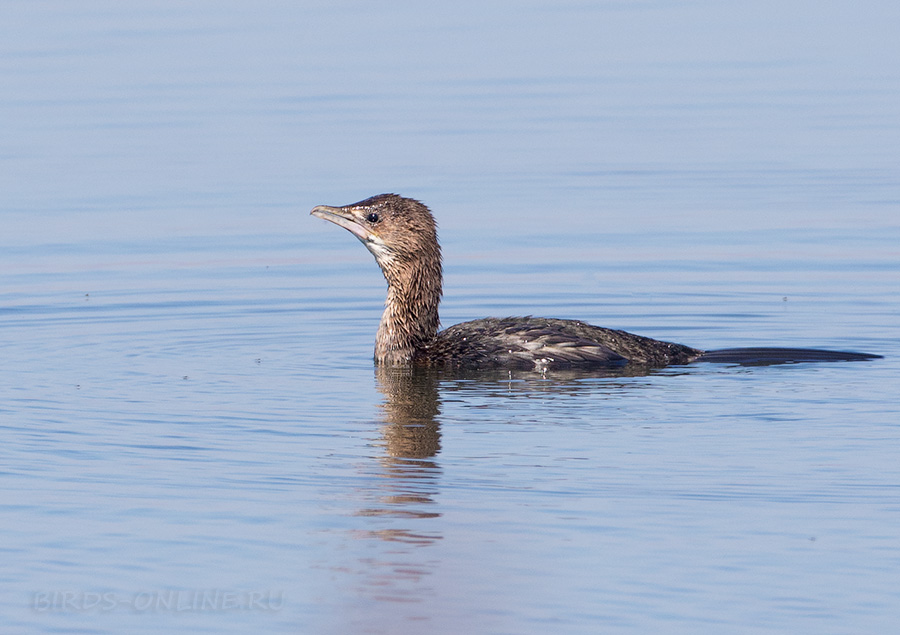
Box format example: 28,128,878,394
376,253,442,364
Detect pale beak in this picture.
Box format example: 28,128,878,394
310,205,370,242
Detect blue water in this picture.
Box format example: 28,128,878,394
2,2,899,633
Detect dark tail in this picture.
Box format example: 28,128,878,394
694,347,882,366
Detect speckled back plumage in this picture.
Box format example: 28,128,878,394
418,317,701,370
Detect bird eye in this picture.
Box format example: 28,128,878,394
366,212,380,223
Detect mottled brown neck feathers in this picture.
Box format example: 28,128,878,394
376,243,442,363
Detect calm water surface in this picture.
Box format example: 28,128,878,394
2,2,899,633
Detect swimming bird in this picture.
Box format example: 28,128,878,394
311,194,880,370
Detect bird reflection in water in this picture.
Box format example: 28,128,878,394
375,365,443,466
342,367,444,606
352,363,656,546
351,366,444,542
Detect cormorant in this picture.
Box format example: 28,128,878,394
311,194,880,370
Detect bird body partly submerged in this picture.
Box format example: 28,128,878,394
422,317,700,370
311,194,880,370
